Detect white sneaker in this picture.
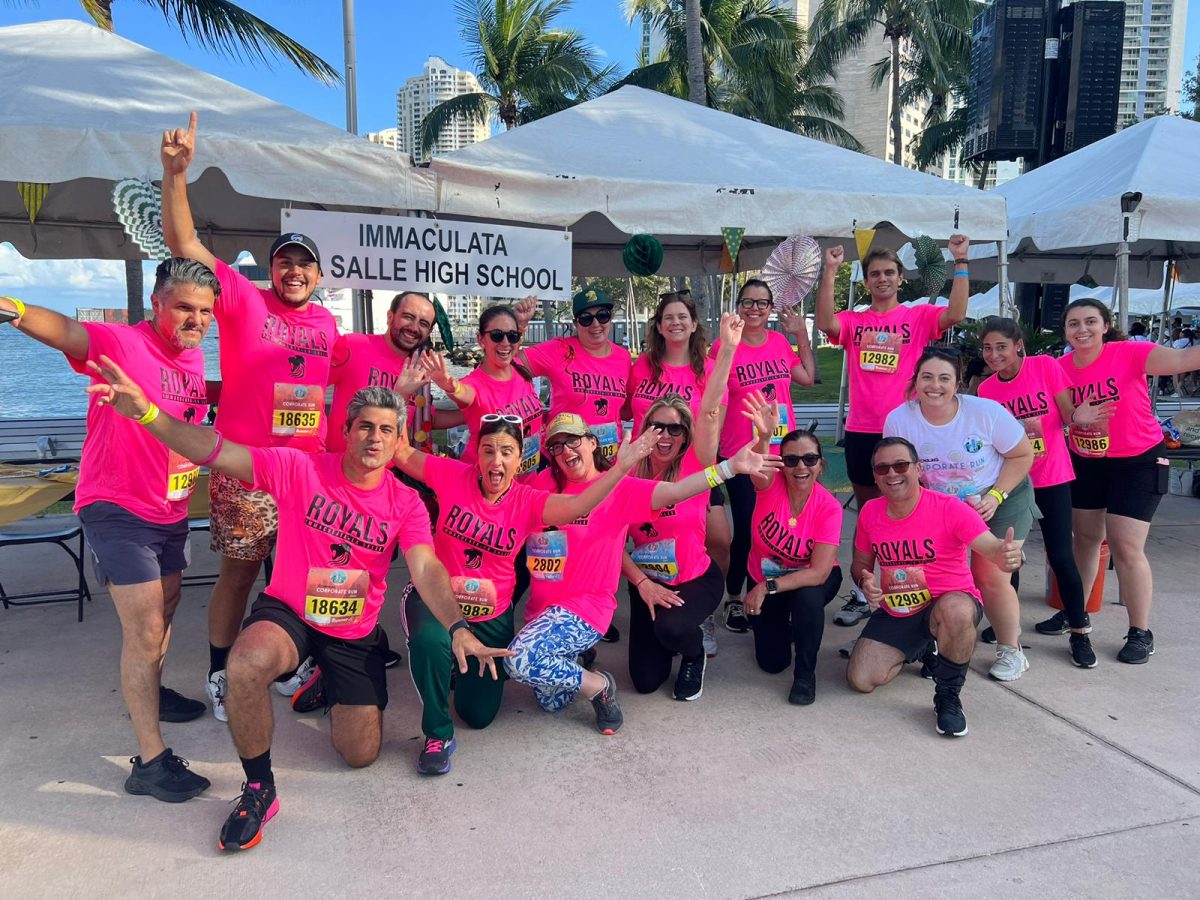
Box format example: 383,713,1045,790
206,669,228,723
701,615,718,658
837,637,858,659
989,644,1029,682
833,595,870,626
274,656,317,697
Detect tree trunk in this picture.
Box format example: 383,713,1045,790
125,259,144,324
685,0,705,106
890,34,903,165
975,159,992,189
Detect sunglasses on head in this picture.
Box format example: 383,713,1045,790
481,413,523,426
485,329,521,344
782,453,821,468
546,434,585,455
738,297,772,311
648,421,685,437
872,461,914,475
576,309,612,326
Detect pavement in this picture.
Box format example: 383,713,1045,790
2,495,1199,898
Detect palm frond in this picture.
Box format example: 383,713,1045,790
419,92,495,157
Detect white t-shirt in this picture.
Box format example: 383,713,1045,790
883,394,1026,500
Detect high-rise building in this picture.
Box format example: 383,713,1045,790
396,56,491,163
1112,0,1189,121
365,128,401,151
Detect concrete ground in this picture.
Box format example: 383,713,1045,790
2,495,1199,899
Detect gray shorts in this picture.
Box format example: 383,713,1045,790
79,501,190,586
987,476,1038,542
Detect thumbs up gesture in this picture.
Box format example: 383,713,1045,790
999,527,1022,572
859,569,883,610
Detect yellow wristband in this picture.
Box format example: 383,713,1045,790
987,488,1006,505
450,380,465,398
2,296,25,319
137,403,160,426
704,465,723,489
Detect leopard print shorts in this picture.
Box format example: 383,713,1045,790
209,469,279,561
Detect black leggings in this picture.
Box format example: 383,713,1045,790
724,472,756,595
749,568,843,678
628,561,724,694
1034,482,1088,630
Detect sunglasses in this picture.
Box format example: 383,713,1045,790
546,435,585,455
648,421,686,437
782,453,822,468
738,297,772,311
872,461,914,475
576,310,612,326
485,329,521,344
481,413,523,426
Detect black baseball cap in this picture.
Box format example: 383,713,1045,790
269,233,321,269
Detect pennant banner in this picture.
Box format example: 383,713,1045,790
17,182,50,224
721,226,745,261
854,228,876,262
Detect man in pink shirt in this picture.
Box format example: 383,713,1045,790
847,437,1021,738
161,113,340,722
86,362,508,852
2,259,217,803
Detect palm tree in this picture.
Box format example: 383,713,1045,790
419,0,616,159
808,0,978,166
684,0,704,105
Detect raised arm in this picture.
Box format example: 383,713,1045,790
511,295,539,371
542,429,657,526
816,246,844,340
1146,343,1200,377
650,439,782,508
779,308,816,386
938,234,970,332
694,313,743,464
390,418,429,483
739,391,780,489
160,111,217,271
1,297,90,360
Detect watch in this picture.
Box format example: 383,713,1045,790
766,578,779,595
448,618,472,638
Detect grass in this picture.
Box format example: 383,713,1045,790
793,346,845,404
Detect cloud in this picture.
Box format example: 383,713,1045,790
0,243,129,290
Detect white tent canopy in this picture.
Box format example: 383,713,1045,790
0,19,436,263
431,86,1007,275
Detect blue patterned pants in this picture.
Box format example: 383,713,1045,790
505,606,601,712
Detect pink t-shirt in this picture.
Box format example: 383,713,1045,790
524,336,631,460
327,333,410,453
626,355,723,434
626,448,711,586
212,260,338,451
978,355,1074,488
525,469,656,633
748,478,843,583
250,448,432,639
831,304,944,433
1058,341,1161,459
710,332,797,457
68,322,207,524
459,368,546,480
854,489,987,617
424,455,548,623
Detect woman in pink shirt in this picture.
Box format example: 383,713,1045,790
1058,298,1200,664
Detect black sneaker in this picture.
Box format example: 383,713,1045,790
291,667,326,713
417,736,457,776
673,654,705,701
934,686,968,737
218,781,279,852
724,599,750,633
788,672,816,706
124,749,210,802
159,686,206,723
980,626,997,645
1117,627,1154,664
918,641,939,680
591,671,623,735
1070,632,1098,668
601,624,620,643
1035,610,1070,635
383,649,403,669
578,646,597,671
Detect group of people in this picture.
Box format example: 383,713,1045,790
3,113,1198,854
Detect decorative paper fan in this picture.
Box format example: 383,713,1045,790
433,297,455,351
112,178,169,259
912,234,948,298
762,235,821,310
623,234,664,276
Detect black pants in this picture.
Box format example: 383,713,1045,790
628,561,723,694
724,472,756,595
1034,482,1089,630
749,568,843,678
511,546,530,606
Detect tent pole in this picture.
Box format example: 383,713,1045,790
1153,260,1177,418
835,276,855,443
997,240,1010,317
627,276,637,353
1115,238,1130,334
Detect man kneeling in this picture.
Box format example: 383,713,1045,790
847,437,1020,737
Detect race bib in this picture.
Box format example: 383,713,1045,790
593,422,619,460
166,449,199,501
859,332,901,374
272,383,323,436
304,567,369,627
630,538,679,583
518,434,541,476
771,403,791,447
880,565,932,617
450,575,498,619
1022,418,1047,459
762,556,803,578
1069,422,1109,458
526,530,567,582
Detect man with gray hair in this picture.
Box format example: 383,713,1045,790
1,257,219,803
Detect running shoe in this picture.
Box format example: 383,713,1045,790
701,615,718,657
833,594,870,626
124,749,210,803
1035,610,1070,635
273,656,317,697
383,649,403,669
1117,627,1155,664
724,598,750,633
934,686,968,737
788,672,816,706
1070,632,1098,668
837,637,858,659
218,781,279,852
918,641,939,680
417,736,457,776
989,644,1030,681
591,671,623,735
206,670,228,723
673,654,705,701
158,686,206,723
602,623,620,643
980,626,997,645
578,645,597,671
291,667,326,713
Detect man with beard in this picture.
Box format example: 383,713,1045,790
160,112,340,723
1,259,217,801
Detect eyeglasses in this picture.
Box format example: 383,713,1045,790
545,435,585,455
738,297,772,311
485,329,521,344
872,461,914,475
648,421,686,437
782,453,822,468
576,310,612,326
481,414,523,426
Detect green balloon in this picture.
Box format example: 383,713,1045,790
623,233,664,276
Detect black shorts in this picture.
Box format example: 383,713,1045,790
1069,442,1169,523
859,597,983,662
244,594,388,709
843,430,884,487
709,485,726,507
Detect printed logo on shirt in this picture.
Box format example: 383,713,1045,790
1000,391,1050,420
260,313,330,358
755,511,815,567
962,435,983,454
850,322,914,344
159,368,207,407
288,354,306,378
594,397,610,417
464,548,483,570
330,542,353,566
1068,381,1118,458
569,372,627,400
368,367,398,390
304,495,391,552
442,505,519,555
632,378,695,404
733,359,790,388
870,537,936,567
637,521,659,539
183,407,197,423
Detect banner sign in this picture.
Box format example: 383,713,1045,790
280,209,573,299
